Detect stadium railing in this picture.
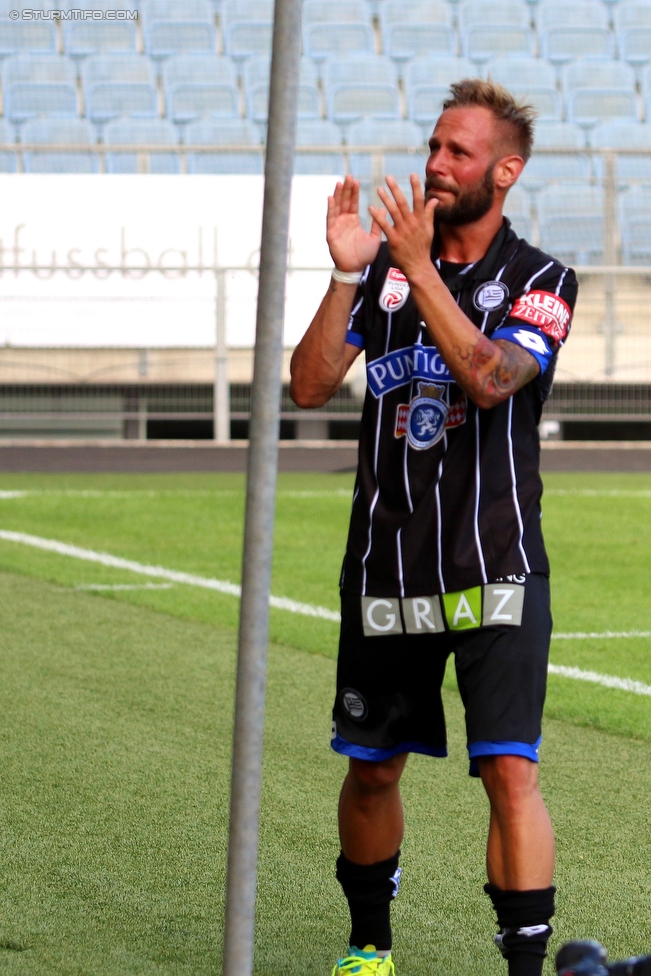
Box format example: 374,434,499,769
0,143,650,440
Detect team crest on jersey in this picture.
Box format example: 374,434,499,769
379,267,410,312
473,280,509,312
396,382,467,449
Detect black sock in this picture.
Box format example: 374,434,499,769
485,884,556,976
336,851,401,952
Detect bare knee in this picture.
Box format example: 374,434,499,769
347,754,407,796
479,755,540,814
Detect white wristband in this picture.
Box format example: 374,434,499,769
332,268,363,285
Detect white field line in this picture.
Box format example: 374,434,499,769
1,529,651,695
548,664,651,696
75,583,174,591
0,489,352,499
545,489,651,498
0,529,340,622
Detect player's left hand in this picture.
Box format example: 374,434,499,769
368,174,438,280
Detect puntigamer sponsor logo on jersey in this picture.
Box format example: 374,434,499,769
510,290,572,342
379,266,410,312
366,343,453,398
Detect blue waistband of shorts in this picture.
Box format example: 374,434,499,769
467,736,542,777
331,733,448,762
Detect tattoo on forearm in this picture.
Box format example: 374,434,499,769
452,335,539,405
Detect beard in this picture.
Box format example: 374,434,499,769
425,164,495,226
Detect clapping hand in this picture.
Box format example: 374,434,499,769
327,175,384,274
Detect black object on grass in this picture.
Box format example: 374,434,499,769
556,940,651,975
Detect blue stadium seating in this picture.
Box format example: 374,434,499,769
620,187,651,264
302,0,374,62
459,0,534,64
325,56,401,125
405,56,474,131
0,17,56,58
64,22,139,59
104,117,181,173
503,184,533,240
381,0,457,65
221,0,273,61
521,121,589,191
538,182,604,263
347,119,426,188
244,57,320,121
538,1,613,64
163,54,239,123
564,60,638,127
591,120,651,182
186,118,263,173
0,118,16,173
82,54,159,124
22,117,99,173
294,118,344,174
142,0,217,58
615,3,651,68
485,56,562,121
2,54,78,123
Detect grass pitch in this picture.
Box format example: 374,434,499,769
0,471,650,974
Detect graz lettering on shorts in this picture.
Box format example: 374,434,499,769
367,343,453,398
510,290,571,343
361,584,525,636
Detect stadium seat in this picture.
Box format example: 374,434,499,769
63,22,138,59
244,57,320,121
185,117,263,173
221,0,273,61
537,182,603,263
0,18,56,58
564,60,638,127
591,120,651,184
503,184,533,240
521,121,589,191
463,26,535,65
381,0,457,65
21,117,99,173
405,56,475,130
104,117,181,173
2,54,79,123
163,53,239,123
304,24,375,62
458,0,531,29
348,118,426,188
615,2,651,68
485,57,562,121
82,54,159,125
142,0,217,58
325,57,401,125
620,187,651,264
294,118,344,174
0,118,17,173
538,1,613,64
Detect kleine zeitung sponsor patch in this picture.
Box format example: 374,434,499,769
509,290,571,342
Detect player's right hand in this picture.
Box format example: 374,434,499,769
326,175,383,273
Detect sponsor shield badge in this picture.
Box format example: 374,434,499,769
379,267,410,312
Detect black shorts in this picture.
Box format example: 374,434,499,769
332,574,552,776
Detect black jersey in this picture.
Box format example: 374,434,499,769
340,218,578,599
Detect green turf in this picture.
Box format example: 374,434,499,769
1,471,651,974
1,567,651,976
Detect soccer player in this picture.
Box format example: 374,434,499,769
290,80,577,976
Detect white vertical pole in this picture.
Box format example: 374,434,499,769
214,269,230,442
603,151,618,378
221,0,303,972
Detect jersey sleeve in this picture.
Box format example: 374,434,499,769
491,264,578,375
345,265,372,349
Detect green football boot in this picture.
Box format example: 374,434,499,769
331,945,396,976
